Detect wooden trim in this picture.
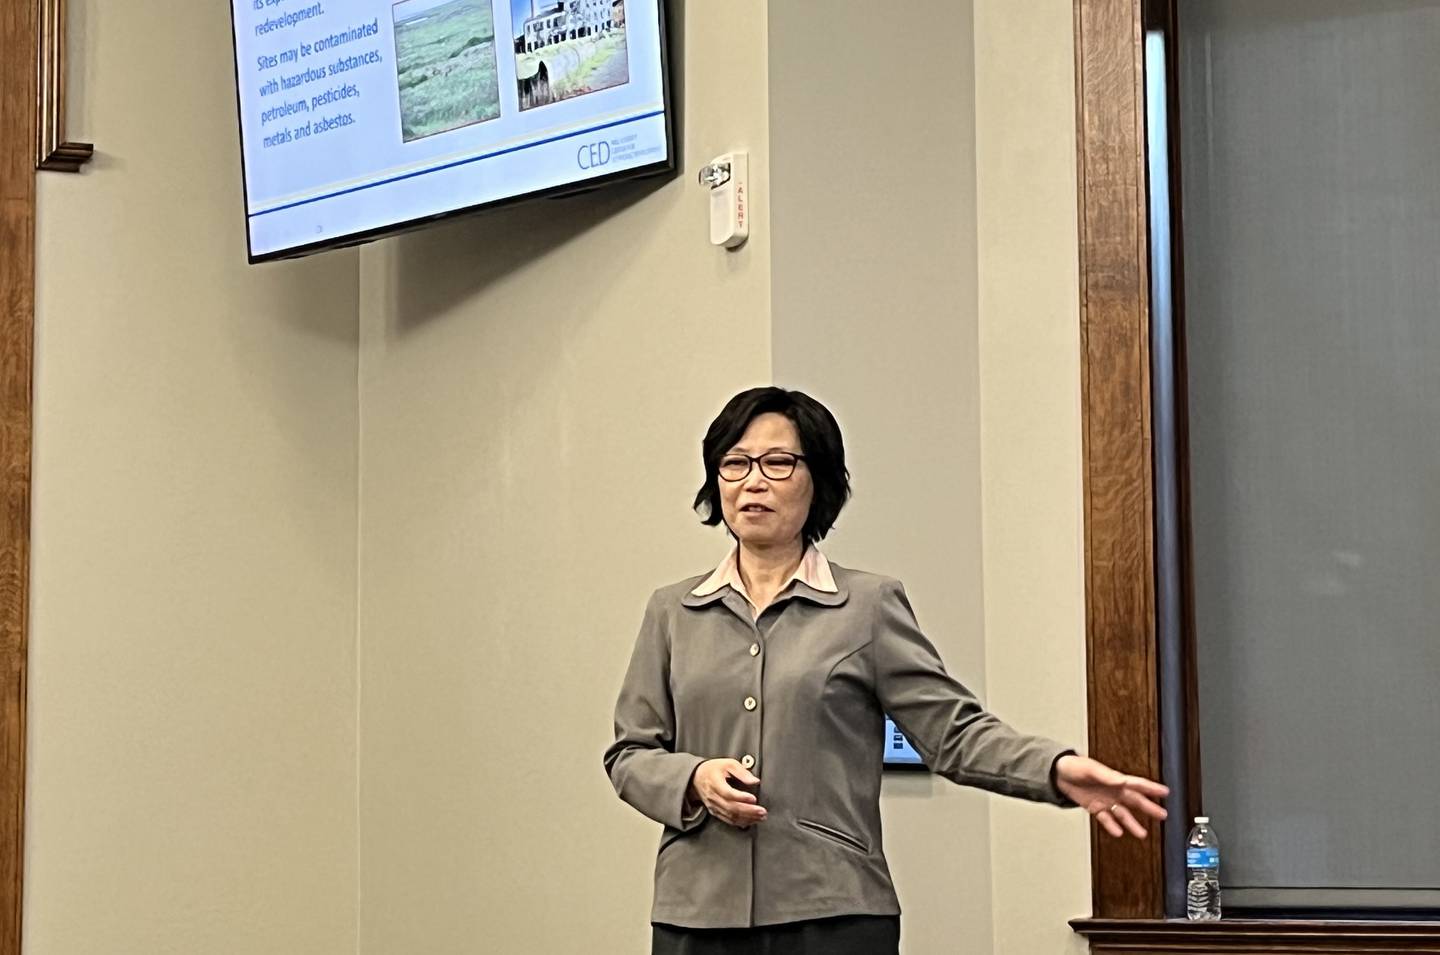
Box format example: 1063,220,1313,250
0,0,36,948
1074,0,1165,920
36,0,91,171
1073,918,1440,953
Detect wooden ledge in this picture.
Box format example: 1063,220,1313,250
1072,918,1440,953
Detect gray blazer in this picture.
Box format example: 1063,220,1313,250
603,563,1073,929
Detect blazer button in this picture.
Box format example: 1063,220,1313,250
740,754,755,769
743,696,757,711
749,643,760,657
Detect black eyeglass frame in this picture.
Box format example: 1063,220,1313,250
716,452,809,482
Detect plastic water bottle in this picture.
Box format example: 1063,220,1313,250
1185,816,1221,920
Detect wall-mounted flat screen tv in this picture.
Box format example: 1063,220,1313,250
230,0,673,262
884,717,927,770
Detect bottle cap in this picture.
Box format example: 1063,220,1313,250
1195,816,1209,824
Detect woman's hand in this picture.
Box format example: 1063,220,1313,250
688,758,768,829
1055,754,1169,838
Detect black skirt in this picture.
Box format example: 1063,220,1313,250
651,915,900,955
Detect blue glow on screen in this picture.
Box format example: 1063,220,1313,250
883,717,925,767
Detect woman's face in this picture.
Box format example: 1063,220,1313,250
719,412,814,551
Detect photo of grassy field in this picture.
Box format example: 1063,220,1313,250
393,0,501,142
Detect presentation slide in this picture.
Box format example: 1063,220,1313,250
231,0,669,259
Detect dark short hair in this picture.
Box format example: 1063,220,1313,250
692,387,851,546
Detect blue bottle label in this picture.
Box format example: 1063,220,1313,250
1187,847,1219,868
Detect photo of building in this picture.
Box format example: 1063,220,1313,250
517,0,617,52
510,0,629,110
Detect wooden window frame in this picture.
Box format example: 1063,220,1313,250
0,0,37,949
1069,1,1440,951
37,0,93,171
2,0,86,946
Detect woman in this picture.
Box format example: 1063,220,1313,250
604,387,1167,954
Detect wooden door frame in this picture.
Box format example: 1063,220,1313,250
0,0,36,949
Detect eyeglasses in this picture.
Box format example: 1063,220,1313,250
717,452,808,482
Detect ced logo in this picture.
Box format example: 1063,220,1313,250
577,140,611,169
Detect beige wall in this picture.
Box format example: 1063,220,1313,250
354,4,771,952
976,2,1091,953
27,2,360,954
25,1,1087,952
768,3,998,953
768,2,1090,952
